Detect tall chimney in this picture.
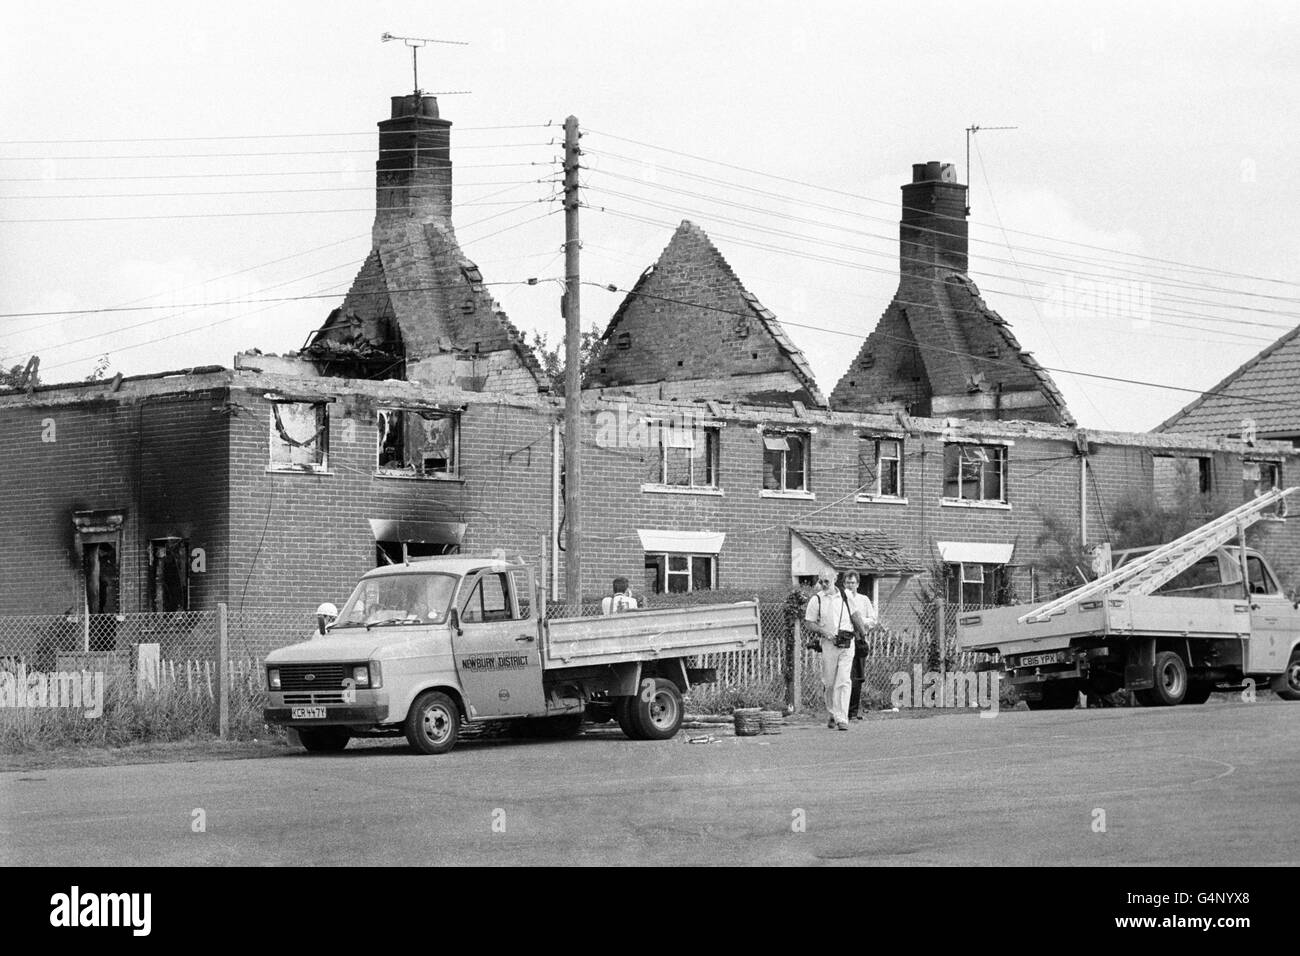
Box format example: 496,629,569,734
900,161,967,277
375,94,452,230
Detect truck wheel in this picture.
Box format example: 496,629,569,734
1270,649,1300,701
625,678,684,741
1136,651,1188,706
614,696,642,740
1025,683,1078,710
298,728,350,752
405,691,460,755
1183,682,1213,705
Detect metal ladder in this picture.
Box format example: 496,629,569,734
1018,486,1295,623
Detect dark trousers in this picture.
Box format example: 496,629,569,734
848,648,867,716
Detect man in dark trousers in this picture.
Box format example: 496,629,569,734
843,570,878,719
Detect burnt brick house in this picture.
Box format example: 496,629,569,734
3,95,1298,648
830,162,1072,425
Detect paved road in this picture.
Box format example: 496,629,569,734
2,700,1296,866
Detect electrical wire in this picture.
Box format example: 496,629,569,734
584,203,1292,347
583,127,1300,288
582,280,1300,411
0,124,556,144
0,162,557,183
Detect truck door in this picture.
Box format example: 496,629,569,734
1243,554,1298,674
452,569,547,718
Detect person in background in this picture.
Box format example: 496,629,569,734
804,570,856,730
601,577,639,615
843,570,879,719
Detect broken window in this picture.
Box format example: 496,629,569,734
762,430,808,493
375,540,459,566
149,538,189,612
1244,459,1281,512
943,444,1006,503
654,424,719,489
1153,455,1212,508
269,401,329,471
82,542,120,616
858,436,903,498
377,408,459,478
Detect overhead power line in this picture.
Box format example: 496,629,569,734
584,281,1300,410
0,124,555,144
0,161,556,183
583,127,1300,289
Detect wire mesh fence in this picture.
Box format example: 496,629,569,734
0,597,998,750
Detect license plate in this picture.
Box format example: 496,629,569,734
1020,652,1065,667
291,707,327,720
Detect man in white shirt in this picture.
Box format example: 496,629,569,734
601,577,639,615
804,570,868,730
842,570,879,719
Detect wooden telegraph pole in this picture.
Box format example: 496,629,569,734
562,115,583,605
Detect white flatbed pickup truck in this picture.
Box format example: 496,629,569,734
957,545,1300,708
263,557,761,754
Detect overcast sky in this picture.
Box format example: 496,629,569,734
2,0,1297,433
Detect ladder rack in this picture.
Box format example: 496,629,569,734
1019,486,1294,624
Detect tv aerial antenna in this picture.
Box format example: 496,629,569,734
381,33,470,96
965,124,1017,214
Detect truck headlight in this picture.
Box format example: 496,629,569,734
352,665,370,687
267,668,281,691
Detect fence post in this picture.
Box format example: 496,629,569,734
791,619,803,714
216,603,229,739
934,597,947,673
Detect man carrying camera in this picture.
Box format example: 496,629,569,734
804,570,867,731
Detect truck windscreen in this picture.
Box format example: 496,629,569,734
333,573,459,628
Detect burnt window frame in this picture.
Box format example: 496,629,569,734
651,422,721,491
375,407,461,480
942,442,1008,505
267,398,330,473
857,434,905,500
761,428,812,496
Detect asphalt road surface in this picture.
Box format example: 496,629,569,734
2,700,1296,866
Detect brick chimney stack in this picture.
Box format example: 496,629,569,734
375,94,452,232
900,161,967,278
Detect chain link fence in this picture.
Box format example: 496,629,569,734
1,598,1000,750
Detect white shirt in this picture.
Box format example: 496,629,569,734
805,587,877,637
601,593,638,615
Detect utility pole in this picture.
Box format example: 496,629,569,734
562,115,583,605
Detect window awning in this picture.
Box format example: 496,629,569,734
369,519,466,545
937,541,1014,565
636,529,726,554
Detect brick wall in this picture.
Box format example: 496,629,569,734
0,388,229,615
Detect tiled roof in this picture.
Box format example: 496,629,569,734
589,221,827,406
1156,324,1300,437
792,526,926,574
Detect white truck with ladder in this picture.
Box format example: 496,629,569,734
956,487,1300,707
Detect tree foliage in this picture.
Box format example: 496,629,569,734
529,325,602,396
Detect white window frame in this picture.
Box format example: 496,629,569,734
645,552,717,594
644,423,722,495
942,443,1008,508
857,435,906,503
761,429,813,498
